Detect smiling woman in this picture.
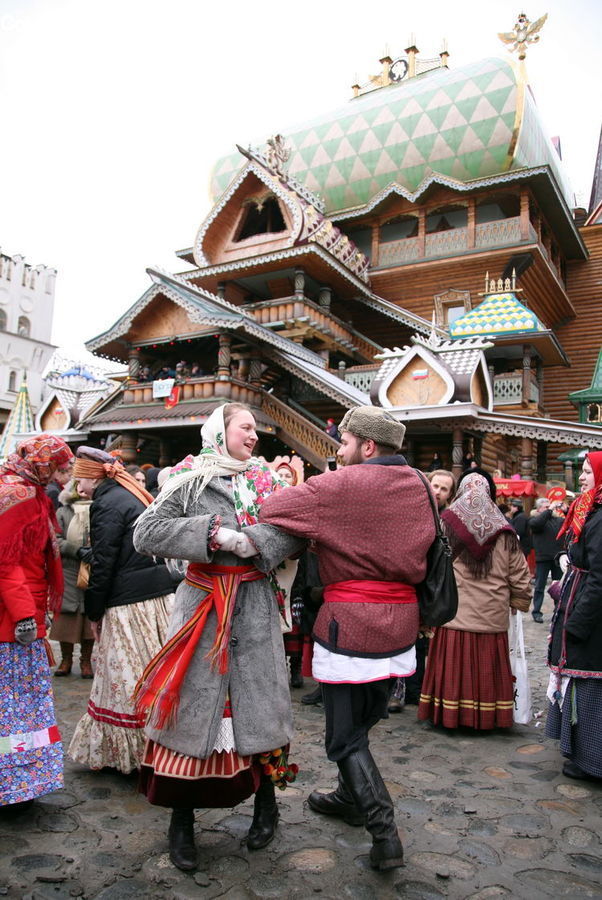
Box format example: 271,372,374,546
131,401,304,871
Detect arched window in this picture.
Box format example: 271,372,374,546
0,309,6,331
235,196,286,241
18,316,30,337
8,370,17,392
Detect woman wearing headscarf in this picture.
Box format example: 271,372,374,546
0,434,73,809
50,480,94,678
275,462,306,688
132,402,303,872
418,472,532,730
68,447,175,775
546,451,602,780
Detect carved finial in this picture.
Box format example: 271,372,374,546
265,134,290,177
498,12,548,61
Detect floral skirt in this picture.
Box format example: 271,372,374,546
68,594,174,774
418,627,514,730
0,640,63,806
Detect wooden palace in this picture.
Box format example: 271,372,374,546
79,19,602,488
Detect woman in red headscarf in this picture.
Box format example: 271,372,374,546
0,434,73,809
546,451,602,780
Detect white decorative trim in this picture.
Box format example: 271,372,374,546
182,242,372,292
193,161,303,267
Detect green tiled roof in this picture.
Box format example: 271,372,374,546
449,291,545,339
211,57,572,216
569,348,602,402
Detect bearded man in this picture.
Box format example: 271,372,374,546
242,407,435,871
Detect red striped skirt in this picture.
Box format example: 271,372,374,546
418,627,514,730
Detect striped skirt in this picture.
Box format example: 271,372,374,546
418,627,514,730
0,640,63,806
139,699,260,808
546,677,602,777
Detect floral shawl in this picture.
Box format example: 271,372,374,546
442,472,516,578
156,405,297,630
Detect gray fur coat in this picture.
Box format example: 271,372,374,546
133,476,304,759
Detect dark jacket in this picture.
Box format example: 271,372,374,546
549,505,602,676
85,479,174,621
529,508,564,562
510,511,532,556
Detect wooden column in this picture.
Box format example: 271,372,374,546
216,281,226,300
417,209,426,258
467,197,476,249
520,436,533,480
536,358,544,410
128,347,140,381
249,355,262,388
370,223,380,267
293,268,305,316
521,345,531,408
216,334,232,398
318,286,332,309
119,432,137,464
519,186,530,241
564,460,574,491
452,427,463,480
159,439,171,468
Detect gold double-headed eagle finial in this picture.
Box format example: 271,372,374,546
498,11,548,61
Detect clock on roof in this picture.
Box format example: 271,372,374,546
389,58,409,82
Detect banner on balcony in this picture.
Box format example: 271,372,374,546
152,378,175,399
165,386,181,410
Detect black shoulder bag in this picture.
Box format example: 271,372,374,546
413,469,459,627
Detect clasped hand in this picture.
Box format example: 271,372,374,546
215,527,258,558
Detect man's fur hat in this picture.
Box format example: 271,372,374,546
338,406,406,452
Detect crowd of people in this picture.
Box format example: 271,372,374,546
1,409,600,875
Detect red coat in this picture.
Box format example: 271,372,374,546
255,458,436,656
0,495,52,642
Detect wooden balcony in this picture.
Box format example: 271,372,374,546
123,376,262,407
246,296,380,362
378,216,535,268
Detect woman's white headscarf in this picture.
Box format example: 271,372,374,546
155,403,297,629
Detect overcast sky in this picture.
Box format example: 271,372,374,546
1,0,600,358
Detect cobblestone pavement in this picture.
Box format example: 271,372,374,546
2,598,602,899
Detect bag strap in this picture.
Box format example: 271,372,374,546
413,469,443,537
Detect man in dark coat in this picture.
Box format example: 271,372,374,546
529,497,564,623
509,500,532,558
246,407,435,872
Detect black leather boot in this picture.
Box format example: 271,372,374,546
307,772,364,825
290,657,304,688
338,749,404,871
168,808,198,871
247,776,279,850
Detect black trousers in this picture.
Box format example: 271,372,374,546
322,681,390,762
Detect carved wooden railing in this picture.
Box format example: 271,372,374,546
261,393,339,471
122,376,262,406
377,217,538,267
246,297,379,362
493,373,539,406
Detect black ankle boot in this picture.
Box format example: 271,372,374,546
168,808,198,871
307,773,364,825
290,657,304,688
247,777,279,850
338,750,404,871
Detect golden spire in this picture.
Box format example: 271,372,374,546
498,11,548,61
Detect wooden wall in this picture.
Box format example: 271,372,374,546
544,225,602,422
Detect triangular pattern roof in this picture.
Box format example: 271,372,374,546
210,57,572,215
0,378,35,461
449,291,545,339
